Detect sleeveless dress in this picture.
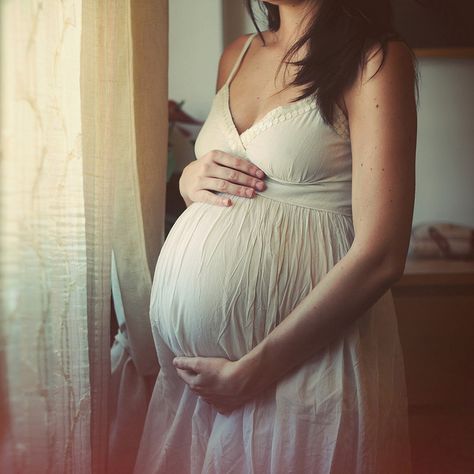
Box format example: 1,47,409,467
133,32,412,474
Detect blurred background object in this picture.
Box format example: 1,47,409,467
165,99,203,235
408,222,474,260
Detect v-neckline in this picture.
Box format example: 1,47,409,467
218,31,349,151
220,82,316,151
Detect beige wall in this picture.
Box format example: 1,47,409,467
169,0,223,119
413,57,474,228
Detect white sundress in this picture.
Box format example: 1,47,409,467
133,32,412,474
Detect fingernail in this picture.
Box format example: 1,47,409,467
257,181,265,190
246,189,255,197
256,170,265,178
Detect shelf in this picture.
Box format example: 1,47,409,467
393,258,474,289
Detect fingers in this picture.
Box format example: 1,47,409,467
174,365,238,415
175,367,197,381
195,190,233,207
207,152,266,192
182,150,267,206
200,178,258,200
173,356,200,372
175,368,201,391
210,168,266,194
210,150,265,180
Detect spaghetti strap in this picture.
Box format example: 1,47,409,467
224,32,258,87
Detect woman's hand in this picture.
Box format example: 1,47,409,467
172,355,262,415
179,149,267,207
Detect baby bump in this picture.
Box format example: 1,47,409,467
150,194,351,360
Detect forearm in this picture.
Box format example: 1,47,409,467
238,244,402,393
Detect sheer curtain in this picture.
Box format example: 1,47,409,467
0,0,168,472
0,1,92,471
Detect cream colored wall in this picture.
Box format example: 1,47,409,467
170,2,474,228
169,1,261,120
169,0,223,119
222,1,260,46
413,58,474,228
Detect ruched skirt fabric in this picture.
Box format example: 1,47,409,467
133,192,412,474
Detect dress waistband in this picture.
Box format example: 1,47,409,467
255,175,352,217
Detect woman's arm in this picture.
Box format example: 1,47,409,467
178,34,267,208
237,40,417,393
173,40,417,413
178,150,266,208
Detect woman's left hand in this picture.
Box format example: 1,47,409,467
172,356,258,415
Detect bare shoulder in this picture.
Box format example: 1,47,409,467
344,38,418,175
215,33,255,93
366,40,415,76
344,39,417,116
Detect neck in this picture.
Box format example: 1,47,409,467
273,1,319,48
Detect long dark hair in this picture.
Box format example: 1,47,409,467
244,0,420,127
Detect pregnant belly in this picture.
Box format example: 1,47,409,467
150,193,352,360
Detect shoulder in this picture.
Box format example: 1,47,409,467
344,40,417,115
215,33,256,92
363,40,416,88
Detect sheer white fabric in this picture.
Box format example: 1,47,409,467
0,1,91,472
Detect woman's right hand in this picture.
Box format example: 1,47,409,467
179,149,267,207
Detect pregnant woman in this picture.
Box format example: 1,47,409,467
134,0,418,473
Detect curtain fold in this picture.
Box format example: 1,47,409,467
80,1,116,471
111,0,168,378
82,0,168,469
107,1,168,471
